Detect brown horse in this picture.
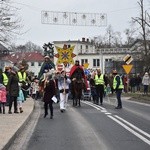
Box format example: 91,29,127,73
71,79,86,107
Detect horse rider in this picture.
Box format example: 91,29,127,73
70,60,85,81
69,60,88,89
94,69,108,105
38,55,55,80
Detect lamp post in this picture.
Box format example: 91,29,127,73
99,49,103,73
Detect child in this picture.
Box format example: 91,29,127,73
17,83,24,113
31,78,39,100
0,83,6,114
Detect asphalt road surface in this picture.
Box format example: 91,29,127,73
10,96,150,150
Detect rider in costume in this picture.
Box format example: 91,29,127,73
69,60,88,89
38,56,55,80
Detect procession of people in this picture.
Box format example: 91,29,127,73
0,56,150,119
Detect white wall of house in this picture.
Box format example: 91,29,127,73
53,40,126,73
27,61,42,76
2,61,42,76
54,40,142,73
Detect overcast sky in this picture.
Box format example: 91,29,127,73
12,0,149,47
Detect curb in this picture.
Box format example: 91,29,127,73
2,99,35,150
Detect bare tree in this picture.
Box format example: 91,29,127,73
113,31,122,47
132,0,150,71
24,41,43,52
124,28,136,45
9,41,43,53
104,25,114,46
0,0,22,44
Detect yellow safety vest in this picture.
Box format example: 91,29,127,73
95,74,104,85
113,75,124,89
18,72,27,82
2,73,8,86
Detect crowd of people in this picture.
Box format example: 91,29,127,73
0,57,150,119
0,66,28,114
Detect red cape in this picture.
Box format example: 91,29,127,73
69,65,88,89
69,65,84,77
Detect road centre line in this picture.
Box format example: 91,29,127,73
107,115,150,146
114,115,150,139
82,101,106,110
82,101,101,110
81,101,150,145
105,112,112,115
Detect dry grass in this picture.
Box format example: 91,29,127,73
122,92,150,104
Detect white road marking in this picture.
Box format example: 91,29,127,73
105,113,112,115
83,101,105,110
81,101,150,145
82,101,101,110
108,115,150,146
115,115,150,139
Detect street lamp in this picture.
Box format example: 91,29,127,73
99,49,103,73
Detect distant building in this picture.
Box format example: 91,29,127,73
1,52,44,76
53,38,143,74
0,43,10,69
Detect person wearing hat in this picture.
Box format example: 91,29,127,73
7,66,19,113
69,60,85,81
94,69,108,105
142,72,150,95
38,55,55,80
58,70,71,112
112,69,124,109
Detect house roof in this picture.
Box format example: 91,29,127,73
1,52,44,63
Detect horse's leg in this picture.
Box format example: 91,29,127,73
72,93,75,107
73,98,74,106
75,95,78,107
79,98,81,107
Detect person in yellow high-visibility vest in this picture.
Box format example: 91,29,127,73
2,72,9,86
18,68,27,83
112,70,124,109
1,67,11,106
17,66,28,100
94,69,108,105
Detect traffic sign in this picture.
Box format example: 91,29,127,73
83,63,89,69
122,65,133,74
57,64,63,72
123,54,133,65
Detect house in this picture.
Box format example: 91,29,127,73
53,38,143,74
1,52,44,76
0,43,10,69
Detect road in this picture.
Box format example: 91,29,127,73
10,96,150,150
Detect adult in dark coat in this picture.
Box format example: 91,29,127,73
7,66,19,114
129,74,136,93
43,74,56,119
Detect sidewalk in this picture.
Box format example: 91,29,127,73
0,98,35,150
